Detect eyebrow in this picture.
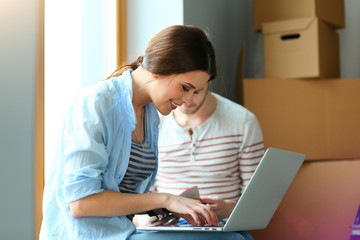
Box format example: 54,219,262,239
183,82,207,92
183,82,196,89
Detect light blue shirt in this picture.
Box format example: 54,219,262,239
40,69,160,240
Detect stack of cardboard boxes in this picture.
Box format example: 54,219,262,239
244,1,360,239
254,0,344,79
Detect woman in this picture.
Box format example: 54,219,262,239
40,25,252,240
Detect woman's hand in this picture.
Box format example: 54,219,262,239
164,194,219,226
200,196,236,220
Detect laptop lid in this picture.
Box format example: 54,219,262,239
223,147,305,231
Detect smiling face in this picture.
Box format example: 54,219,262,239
177,82,210,115
149,70,211,116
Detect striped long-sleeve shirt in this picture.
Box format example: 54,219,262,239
155,93,264,201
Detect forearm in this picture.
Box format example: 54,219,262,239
70,190,169,217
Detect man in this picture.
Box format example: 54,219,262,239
134,83,264,225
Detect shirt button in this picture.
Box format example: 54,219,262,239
192,152,196,155
193,143,196,147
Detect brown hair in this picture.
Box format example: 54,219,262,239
106,25,216,81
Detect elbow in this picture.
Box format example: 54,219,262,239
70,200,86,218
69,192,103,217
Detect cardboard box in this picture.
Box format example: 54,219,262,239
263,17,340,79
249,159,360,240
243,78,360,160
253,0,345,31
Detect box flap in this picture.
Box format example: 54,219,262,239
262,17,316,35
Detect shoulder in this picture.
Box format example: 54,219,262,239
64,70,135,132
213,93,257,120
73,70,133,113
211,93,263,141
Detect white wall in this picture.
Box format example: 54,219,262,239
126,0,184,62
0,0,38,238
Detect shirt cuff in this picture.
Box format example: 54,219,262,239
62,178,104,203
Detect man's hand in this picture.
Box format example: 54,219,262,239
200,196,236,220
133,214,179,227
164,194,219,226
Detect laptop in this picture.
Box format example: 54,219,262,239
137,147,306,232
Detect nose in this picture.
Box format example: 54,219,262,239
181,92,193,105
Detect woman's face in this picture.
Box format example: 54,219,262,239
150,70,211,116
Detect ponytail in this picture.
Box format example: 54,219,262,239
105,55,144,80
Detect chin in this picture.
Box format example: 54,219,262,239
180,108,196,114
158,108,172,116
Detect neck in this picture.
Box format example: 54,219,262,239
131,66,152,112
174,92,217,128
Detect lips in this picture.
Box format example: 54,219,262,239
170,100,181,110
